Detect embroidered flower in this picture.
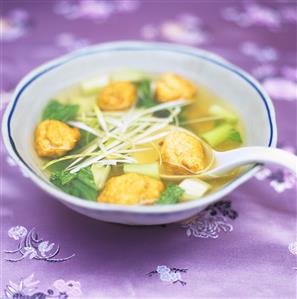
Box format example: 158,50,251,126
53,279,82,296
183,201,237,239
269,170,296,193
169,272,182,282
221,4,281,30
5,226,75,263
38,241,55,257
4,274,82,298
147,266,187,285
160,272,172,282
254,143,297,193
141,14,208,45
0,9,31,41
23,247,38,259
240,42,278,62
4,274,40,298
185,215,233,239
157,265,171,274
254,167,272,181
8,225,27,240
56,33,89,52
251,64,277,80
255,167,297,193
54,0,139,21
262,77,297,101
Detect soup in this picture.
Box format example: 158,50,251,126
34,71,244,205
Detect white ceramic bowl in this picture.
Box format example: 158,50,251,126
2,41,277,225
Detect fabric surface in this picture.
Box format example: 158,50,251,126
1,1,296,298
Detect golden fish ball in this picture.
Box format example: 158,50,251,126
97,173,165,205
155,73,197,102
97,81,137,111
35,120,80,157
160,131,205,175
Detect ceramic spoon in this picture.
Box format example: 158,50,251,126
160,129,297,181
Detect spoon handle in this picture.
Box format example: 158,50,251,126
214,147,297,175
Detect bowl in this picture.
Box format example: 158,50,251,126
2,41,277,225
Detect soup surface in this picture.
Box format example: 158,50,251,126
34,71,245,205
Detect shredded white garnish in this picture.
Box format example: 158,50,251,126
45,99,192,172
67,121,102,137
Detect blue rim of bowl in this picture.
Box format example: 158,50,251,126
5,44,275,207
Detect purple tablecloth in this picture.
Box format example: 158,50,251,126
1,1,297,298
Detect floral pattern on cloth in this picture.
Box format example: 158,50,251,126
0,8,32,41
55,33,90,52
239,42,297,102
53,0,140,21
4,274,82,298
221,2,297,30
141,13,208,45
250,69,297,102
147,265,188,286
240,41,278,63
182,201,238,239
254,144,297,193
5,226,75,262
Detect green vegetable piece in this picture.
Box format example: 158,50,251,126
42,100,79,122
156,183,185,205
201,124,242,147
123,162,160,179
208,105,238,124
91,164,111,190
137,80,156,108
50,167,97,201
228,129,242,143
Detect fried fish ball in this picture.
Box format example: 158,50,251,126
97,173,165,205
155,73,197,102
97,81,137,111
160,131,205,175
35,120,80,157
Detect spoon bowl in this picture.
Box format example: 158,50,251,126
160,127,297,181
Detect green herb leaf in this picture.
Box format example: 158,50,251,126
50,167,98,201
156,183,185,205
137,80,156,108
42,100,79,122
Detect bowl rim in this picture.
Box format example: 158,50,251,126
2,41,277,214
